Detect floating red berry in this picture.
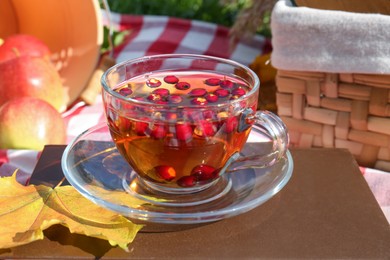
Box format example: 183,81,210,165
205,78,221,86
217,111,229,120
118,85,133,96
175,82,191,90
146,78,162,88
154,165,176,181
134,121,148,136
202,110,216,120
205,93,218,103
177,176,196,187
225,116,238,133
147,93,163,102
148,123,167,139
152,88,170,97
194,120,216,137
220,79,235,89
175,122,193,141
189,88,207,97
118,117,132,132
191,97,208,105
232,87,246,96
214,88,230,98
167,94,183,104
164,75,179,84
191,164,217,181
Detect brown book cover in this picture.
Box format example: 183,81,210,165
1,146,389,259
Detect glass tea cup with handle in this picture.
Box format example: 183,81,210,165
101,54,289,195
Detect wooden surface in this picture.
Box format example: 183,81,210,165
1,147,390,259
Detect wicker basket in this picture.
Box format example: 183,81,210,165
276,70,390,171
270,0,390,171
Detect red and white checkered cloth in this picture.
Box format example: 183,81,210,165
0,13,389,223
109,13,271,64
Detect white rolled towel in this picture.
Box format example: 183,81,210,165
270,0,390,74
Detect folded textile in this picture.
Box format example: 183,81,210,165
271,0,390,74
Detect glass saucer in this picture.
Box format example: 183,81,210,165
62,123,293,224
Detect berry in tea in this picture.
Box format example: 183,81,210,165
106,72,257,189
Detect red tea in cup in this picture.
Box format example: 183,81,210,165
106,71,255,191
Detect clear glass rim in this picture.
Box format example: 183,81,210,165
101,53,260,109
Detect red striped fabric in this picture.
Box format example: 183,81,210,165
204,26,231,58
112,14,267,67
146,17,192,55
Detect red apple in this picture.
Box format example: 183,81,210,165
0,34,51,63
0,55,66,112
0,97,66,150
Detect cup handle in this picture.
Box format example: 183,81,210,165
225,109,289,173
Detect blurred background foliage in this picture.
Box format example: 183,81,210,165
104,0,250,27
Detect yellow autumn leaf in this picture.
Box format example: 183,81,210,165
0,172,143,251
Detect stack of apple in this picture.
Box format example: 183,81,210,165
0,34,67,150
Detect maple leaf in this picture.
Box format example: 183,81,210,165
0,172,143,251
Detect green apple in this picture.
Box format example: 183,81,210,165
0,97,66,150
0,56,66,112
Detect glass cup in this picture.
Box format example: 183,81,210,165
101,54,289,195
